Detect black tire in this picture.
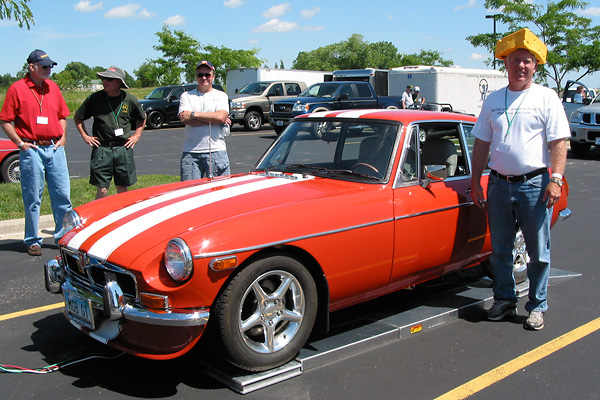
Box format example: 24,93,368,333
243,111,262,131
215,255,317,371
146,110,164,129
569,141,591,157
482,227,528,284
1,153,20,183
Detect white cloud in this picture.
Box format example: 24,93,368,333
224,0,245,8
579,7,600,17
454,0,477,11
470,53,487,60
301,7,320,19
104,4,155,19
249,39,258,44
137,9,156,20
262,3,291,19
104,4,140,19
74,0,103,12
164,15,186,26
253,19,297,33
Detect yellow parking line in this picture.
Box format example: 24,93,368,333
0,302,64,322
435,317,600,400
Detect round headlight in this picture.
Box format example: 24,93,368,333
164,238,193,283
62,210,82,235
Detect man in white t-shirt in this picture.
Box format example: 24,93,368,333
178,60,230,180
470,29,569,330
401,85,414,109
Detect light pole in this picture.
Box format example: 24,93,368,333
486,14,502,69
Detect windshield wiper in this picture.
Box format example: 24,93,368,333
316,169,381,180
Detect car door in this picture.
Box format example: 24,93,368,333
390,121,488,283
165,87,185,122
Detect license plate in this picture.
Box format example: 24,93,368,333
276,120,284,126
64,290,95,330
595,138,600,145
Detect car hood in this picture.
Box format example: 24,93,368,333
61,173,391,270
274,96,330,105
139,98,166,107
229,93,265,101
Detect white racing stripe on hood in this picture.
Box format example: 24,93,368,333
67,175,259,251
86,177,300,261
307,109,377,119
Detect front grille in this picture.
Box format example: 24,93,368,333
274,103,293,113
582,113,600,125
62,249,137,298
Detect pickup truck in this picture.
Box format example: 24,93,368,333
562,79,597,120
229,81,306,131
568,90,600,157
268,81,403,134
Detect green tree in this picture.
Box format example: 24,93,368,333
148,26,263,86
466,0,600,90
134,61,160,87
0,0,34,29
292,34,453,70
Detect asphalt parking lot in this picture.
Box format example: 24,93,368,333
1,121,599,399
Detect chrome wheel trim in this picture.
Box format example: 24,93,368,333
238,269,305,354
512,229,529,275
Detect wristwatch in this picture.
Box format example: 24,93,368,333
550,177,563,187
190,112,195,119
17,142,24,149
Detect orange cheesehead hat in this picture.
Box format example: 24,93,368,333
495,28,547,64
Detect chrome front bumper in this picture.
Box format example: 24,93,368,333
44,258,209,328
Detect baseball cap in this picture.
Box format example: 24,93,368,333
407,85,413,89
27,49,57,67
414,86,420,92
97,66,129,88
196,60,215,70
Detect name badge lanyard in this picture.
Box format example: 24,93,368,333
503,87,529,142
31,87,50,125
106,93,124,135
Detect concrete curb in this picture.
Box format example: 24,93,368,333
0,214,55,239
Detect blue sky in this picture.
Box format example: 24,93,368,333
1,0,599,88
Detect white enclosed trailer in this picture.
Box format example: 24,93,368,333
388,66,508,116
226,68,332,96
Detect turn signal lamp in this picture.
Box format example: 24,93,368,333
140,293,169,309
210,256,238,271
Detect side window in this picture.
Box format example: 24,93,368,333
267,83,284,96
463,123,489,171
356,84,372,98
418,122,468,178
398,126,418,182
339,84,355,99
286,83,301,95
170,87,185,100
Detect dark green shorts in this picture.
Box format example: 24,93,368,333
89,145,137,188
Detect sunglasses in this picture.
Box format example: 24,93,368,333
101,77,116,81
197,73,212,78
39,65,53,70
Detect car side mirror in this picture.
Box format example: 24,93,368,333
421,165,447,188
168,96,178,102
584,98,592,105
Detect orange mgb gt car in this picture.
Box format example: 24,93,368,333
44,109,570,372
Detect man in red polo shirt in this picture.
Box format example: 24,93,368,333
0,49,72,256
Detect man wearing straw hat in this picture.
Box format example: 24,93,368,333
470,29,569,330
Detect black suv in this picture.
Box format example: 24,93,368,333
140,83,225,129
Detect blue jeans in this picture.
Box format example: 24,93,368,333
180,151,230,181
19,145,72,246
486,172,551,312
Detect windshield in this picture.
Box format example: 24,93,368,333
299,83,340,98
144,87,171,100
255,119,400,182
238,82,270,95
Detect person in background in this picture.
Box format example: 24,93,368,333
573,85,586,104
74,66,146,199
470,28,569,331
413,86,425,104
401,85,414,109
0,49,72,256
178,60,230,180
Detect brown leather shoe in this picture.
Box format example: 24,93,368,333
27,244,42,256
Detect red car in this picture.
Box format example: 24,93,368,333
44,109,571,371
0,137,20,183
